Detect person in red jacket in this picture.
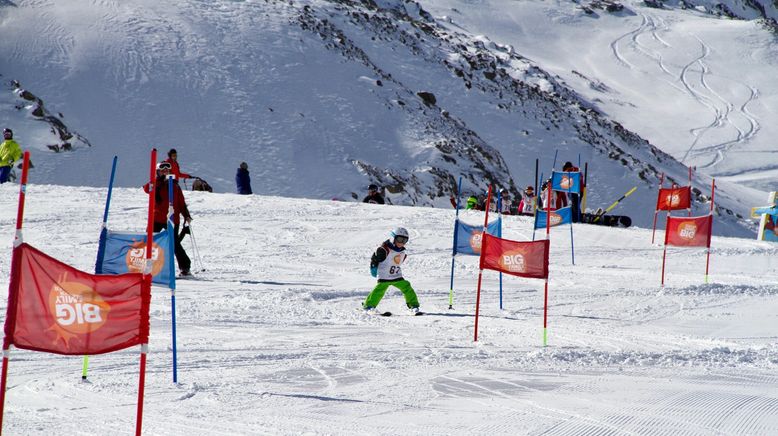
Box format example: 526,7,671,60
144,162,193,276
163,148,192,181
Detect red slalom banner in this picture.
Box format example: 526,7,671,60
480,233,549,279
651,168,694,244
656,186,692,211
661,179,716,286
0,150,157,436
474,187,551,344
665,215,712,248
6,244,145,355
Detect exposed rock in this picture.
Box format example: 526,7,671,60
416,91,436,107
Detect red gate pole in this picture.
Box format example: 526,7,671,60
136,149,157,436
473,185,493,342
0,151,31,432
661,213,670,287
704,179,715,283
542,179,552,344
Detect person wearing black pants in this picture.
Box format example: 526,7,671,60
144,162,193,276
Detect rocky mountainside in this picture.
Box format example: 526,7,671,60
0,0,773,236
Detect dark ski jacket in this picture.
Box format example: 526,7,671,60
236,167,252,195
370,240,405,282
363,192,385,204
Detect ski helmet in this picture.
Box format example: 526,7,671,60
390,227,409,244
3,128,12,140
466,196,478,209
368,184,378,192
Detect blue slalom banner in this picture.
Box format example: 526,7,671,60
754,205,778,242
96,228,173,285
534,206,573,229
453,219,501,256
551,171,581,194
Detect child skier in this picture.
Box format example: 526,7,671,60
363,227,421,315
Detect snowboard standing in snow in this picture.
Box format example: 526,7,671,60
581,212,632,228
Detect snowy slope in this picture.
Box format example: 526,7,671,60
1,0,777,237
0,183,777,434
420,0,778,188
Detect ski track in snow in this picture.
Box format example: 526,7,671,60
610,12,760,172
0,186,777,434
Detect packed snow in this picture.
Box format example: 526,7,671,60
0,181,777,434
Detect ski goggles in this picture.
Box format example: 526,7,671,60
394,235,408,244
157,162,172,170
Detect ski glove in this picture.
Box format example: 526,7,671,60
370,266,377,277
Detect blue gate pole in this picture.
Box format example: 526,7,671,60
448,177,462,309
168,176,179,383
84,156,118,381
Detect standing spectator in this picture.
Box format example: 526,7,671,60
498,189,513,214
143,162,193,276
518,185,537,216
236,162,252,195
0,128,22,184
363,184,385,204
163,148,193,181
540,179,567,211
562,161,581,222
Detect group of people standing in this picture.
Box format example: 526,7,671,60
444,161,583,221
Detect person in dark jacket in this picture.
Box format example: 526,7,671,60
362,184,385,204
143,162,193,276
236,162,252,195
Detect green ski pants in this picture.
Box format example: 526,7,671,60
364,279,419,309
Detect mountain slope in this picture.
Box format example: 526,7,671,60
1,0,775,236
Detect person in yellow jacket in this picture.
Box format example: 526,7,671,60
0,128,23,184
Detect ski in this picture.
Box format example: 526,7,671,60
361,308,392,316
176,274,203,280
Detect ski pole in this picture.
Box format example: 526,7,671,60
188,222,206,272
593,186,637,222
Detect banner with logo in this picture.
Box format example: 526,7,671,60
96,229,172,285
479,233,549,279
753,192,778,242
5,243,146,355
656,186,692,211
453,219,501,256
551,171,581,195
534,206,573,229
665,215,712,247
